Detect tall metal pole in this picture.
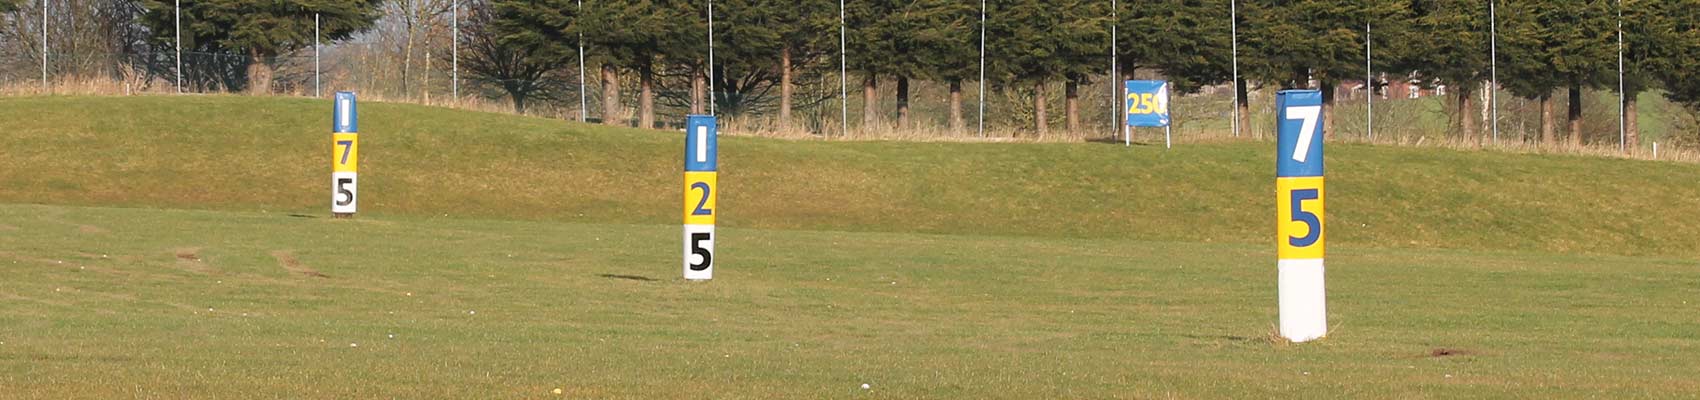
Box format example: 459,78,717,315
707,0,716,116
41,0,48,91
578,0,587,122
1111,0,1119,143
840,0,848,137
1230,0,1240,138
1366,23,1373,140
1490,0,1499,145
978,0,986,138
176,0,183,93
1616,0,1625,152
315,13,321,98
452,1,459,103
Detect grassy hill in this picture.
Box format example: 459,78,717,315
3,95,1696,257
5,95,1700,398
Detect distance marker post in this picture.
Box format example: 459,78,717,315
331,92,359,218
683,115,718,281
1123,80,1172,148
1275,89,1326,342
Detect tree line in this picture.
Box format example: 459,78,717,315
4,1,1698,146
475,0,1700,146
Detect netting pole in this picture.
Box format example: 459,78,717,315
176,0,183,93
315,13,321,98
840,0,848,137
1616,0,1625,153
452,2,459,103
977,0,986,138
708,0,716,116
41,0,48,92
578,0,588,122
1111,0,1118,142
1230,0,1240,138
1490,0,1499,145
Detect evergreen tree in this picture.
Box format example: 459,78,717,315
912,1,979,133
1055,0,1110,133
845,0,899,129
726,0,835,129
1619,0,1699,148
1120,0,1237,134
988,0,1107,136
469,0,578,113
1240,0,1406,139
1405,0,1492,147
1656,1,1700,112
137,0,384,94
1499,0,1614,146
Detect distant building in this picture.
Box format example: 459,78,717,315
1339,73,1446,100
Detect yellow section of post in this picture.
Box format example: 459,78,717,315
1276,176,1325,260
332,133,359,173
683,171,717,225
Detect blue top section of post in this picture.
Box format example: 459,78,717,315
333,91,358,133
1276,90,1325,177
685,115,718,172
1124,80,1170,127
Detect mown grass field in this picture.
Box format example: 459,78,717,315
2,95,1699,398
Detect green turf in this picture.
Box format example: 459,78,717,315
3,204,1697,399
3,95,1699,398
1,95,1697,257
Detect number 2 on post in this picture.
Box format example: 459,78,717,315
690,182,713,216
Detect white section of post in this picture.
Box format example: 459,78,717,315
578,0,587,122
315,13,321,98
707,0,715,116
1366,23,1372,140
1616,0,1625,153
1230,0,1239,138
840,0,848,137
452,1,459,103
978,0,986,138
1490,0,1499,145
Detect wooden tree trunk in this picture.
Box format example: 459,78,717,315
511,90,528,114
1568,84,1583,148
896,76,910,129
640,67,656,129
1033,81,1049,137
1237,77,1253,139
601,64,621,126
1320,82,1336,140
1064,78,1080,133
863,74,878,130
779,48,793,131
949,80,964,134
691,66,705,115
1626,95,1640,150
246,49,273,94
1457,85,1477,148
1540,94,1555,146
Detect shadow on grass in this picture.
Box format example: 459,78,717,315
1085,135,1158,146
597,273,658,282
